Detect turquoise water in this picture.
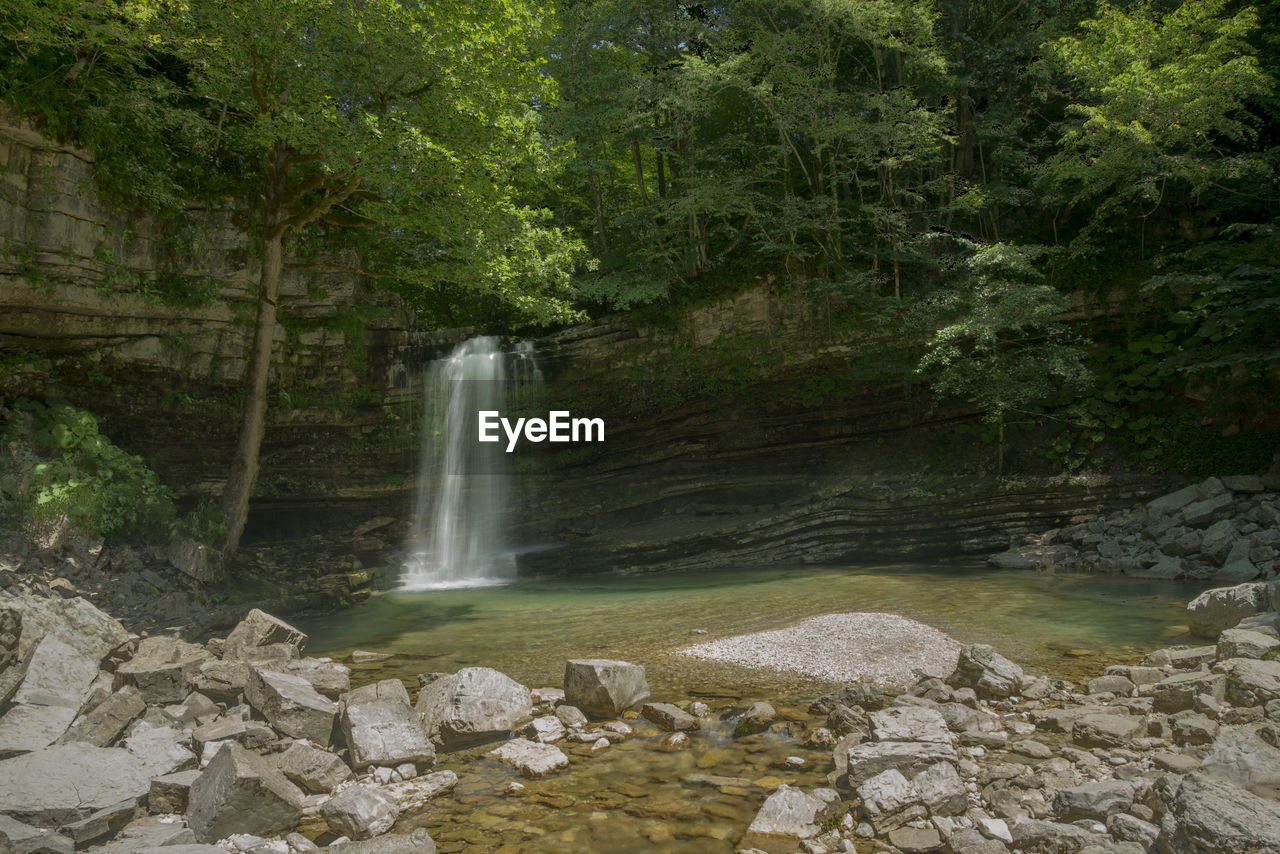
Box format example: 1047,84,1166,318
296,563,1204,697
293,563,1205,853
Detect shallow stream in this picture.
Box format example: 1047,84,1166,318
293,564,1206,853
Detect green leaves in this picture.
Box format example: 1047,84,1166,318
15,398,176,539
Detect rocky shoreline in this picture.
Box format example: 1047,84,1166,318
1,577,1279,854
990,475,1280,587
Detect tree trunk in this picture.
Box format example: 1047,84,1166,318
631,138,649,207
221,221,283,556
588,170,608,254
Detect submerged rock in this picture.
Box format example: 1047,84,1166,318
487,738,568,778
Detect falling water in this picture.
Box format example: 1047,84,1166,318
401,337,540,590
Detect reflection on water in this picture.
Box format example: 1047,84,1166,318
294,564,1205,853
297,563,1202,696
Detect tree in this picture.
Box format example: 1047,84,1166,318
915,242,1091,475
169,0,577,554
1043,0,1270,254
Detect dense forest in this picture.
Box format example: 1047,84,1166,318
3,0,1279,548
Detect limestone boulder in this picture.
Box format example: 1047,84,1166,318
321,784,400,840
562,659,650,718
1217,657,1280,706
340,680,435,770
328,828,437,854
739,784,840,851
1072,714,1146,748
0,743,169,825
186,742,303,842
148,769,200,814
1053,780,1135,821
193,660,252,701
1152,671,1226,713
273,741,353,794
1157,773,1280,854
946,644,1024,699
56,686,145,747
222,609,308,660
116,636,211,705
272,658,350,698
1185,582,1269,638
244,666,337,745
381,771,458,812
11,635,99,711
414,667,532,748
0,814,74,854
641,702,700,733
1216,628,1280,660
870,706,953,745
844,740,958,788
1198,723,1280,801
856,769,924,833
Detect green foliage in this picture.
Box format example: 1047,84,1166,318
914,243,1091,425
174,499,227,547
10,397,175,539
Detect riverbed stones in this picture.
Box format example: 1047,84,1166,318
1009,818,1107,853
522,715,565,743
1198,723,1280,800
381,770,458,812
187,742,303,842
117,636,212,705
244,666,337,746
734,701,776,736
1054,780,1135,821
563,659,650,718
856,769,925,832
328,828,437,854
844,740,959,788
740,784,838,851
413,667,532,748
1071,713,1145,748
1186,582,1269,637
1219,627,1280,660
487,738,568,778
340,679,435,770
223,609,308,660
1217,657,1280,706
811,684,885,713
946,644,1023,698
1152,670,1225,712
870,706,953,745
641,702,700,732
321,784,399,840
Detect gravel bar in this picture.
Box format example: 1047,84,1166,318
677,612,962,688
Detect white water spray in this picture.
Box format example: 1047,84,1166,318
401,337,540,590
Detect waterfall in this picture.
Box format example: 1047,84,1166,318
401,336,540,590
